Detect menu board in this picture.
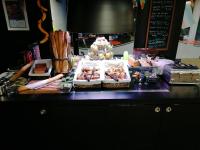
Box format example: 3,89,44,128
145,0,175,49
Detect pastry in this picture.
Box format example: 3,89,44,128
33,63,47,74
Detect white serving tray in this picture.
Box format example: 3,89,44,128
73,60,104,85
28,59,52,77
102,60,131,84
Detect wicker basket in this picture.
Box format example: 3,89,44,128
74,83,101,89
102,82,130,89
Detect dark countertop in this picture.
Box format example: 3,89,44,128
1,79,200,104
1,57,200,104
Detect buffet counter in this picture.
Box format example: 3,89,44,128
1,79,199,103
0,56,200,103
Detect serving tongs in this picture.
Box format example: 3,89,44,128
105,72,119,82
84,67,95,82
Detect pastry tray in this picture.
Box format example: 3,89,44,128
73,60,104,88
28,59,52,77
102,60,131,88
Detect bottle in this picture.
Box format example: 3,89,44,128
123,51,129,60
32,43,41,60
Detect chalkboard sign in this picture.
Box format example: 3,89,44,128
145,0,175,50
134,0,186,60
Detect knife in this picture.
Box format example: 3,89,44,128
105,72,119,82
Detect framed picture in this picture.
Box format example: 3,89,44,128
2,0,29,31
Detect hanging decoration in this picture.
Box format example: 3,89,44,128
136,0,146,10
37,0,49,44
140,0,146,10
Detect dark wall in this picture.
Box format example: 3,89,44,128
0,0,52,72
67,0,134,33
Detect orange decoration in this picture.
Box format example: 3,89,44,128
140,0,145,10
37,0,49,44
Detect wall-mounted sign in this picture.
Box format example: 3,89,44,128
2,0,29,31
134,0,186,60
145,0,175,50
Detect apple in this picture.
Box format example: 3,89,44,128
91,44,98,52
105,52,112,59
99,53,105,60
